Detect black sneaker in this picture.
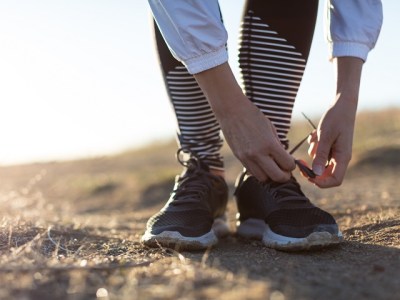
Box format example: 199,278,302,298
141,149,229,250
235,172,343,251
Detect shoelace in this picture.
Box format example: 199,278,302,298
290,112,334,178
264,178,309,204
171,149,219,205
236,172,309,204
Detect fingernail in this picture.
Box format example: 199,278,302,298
313,165,324,176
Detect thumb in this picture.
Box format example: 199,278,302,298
312,136,332,176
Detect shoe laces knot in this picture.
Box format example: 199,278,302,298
171,148,216,204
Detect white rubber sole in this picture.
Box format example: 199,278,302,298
141,216,230,250
237,218,343,251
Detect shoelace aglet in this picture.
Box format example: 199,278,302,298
295,160,316,179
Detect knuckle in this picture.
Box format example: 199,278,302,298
272,173,289,183
248,168,267,183
239,148,257,160
258,174,268,183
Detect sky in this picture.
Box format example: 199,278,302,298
0,0,399,165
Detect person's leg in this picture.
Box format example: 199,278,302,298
235,0,343,251
153,21,225,172
142,20,229,250
238,0,317,149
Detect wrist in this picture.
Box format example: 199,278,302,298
333,92,358,112
334,57,363,107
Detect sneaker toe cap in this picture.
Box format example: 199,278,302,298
146,210,214,237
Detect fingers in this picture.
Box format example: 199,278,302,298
237,138,295,183
309,134,351,188
307,130,318,158
268,125,296,174
245,155,292,183
240,143,295,183
310,157,349,188
216,97,295,183
308,128,352,187
272,143,296,173
244,162,270,183
311,132,332,176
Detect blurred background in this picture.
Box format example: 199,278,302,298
0,0,398,166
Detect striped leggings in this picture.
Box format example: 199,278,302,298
153,0,318,171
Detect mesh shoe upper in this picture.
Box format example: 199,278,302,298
235,173,338,238
145,149,228,238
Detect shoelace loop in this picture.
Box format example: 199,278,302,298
172,148,219,204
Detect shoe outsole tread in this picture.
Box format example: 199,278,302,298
142,230,218,250
142,216,230,250
237,218,343,251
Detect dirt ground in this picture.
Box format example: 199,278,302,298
0,118,399,299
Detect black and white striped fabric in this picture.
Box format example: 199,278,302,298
238,1,317,149
166,65,224,170
153,0,318,169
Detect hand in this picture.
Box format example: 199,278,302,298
218,94,295,182
194,63,295,182
308,56,363,188
308,98,356,188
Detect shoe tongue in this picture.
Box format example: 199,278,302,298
269,177,305,199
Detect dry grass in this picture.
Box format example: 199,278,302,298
0,108,399,300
